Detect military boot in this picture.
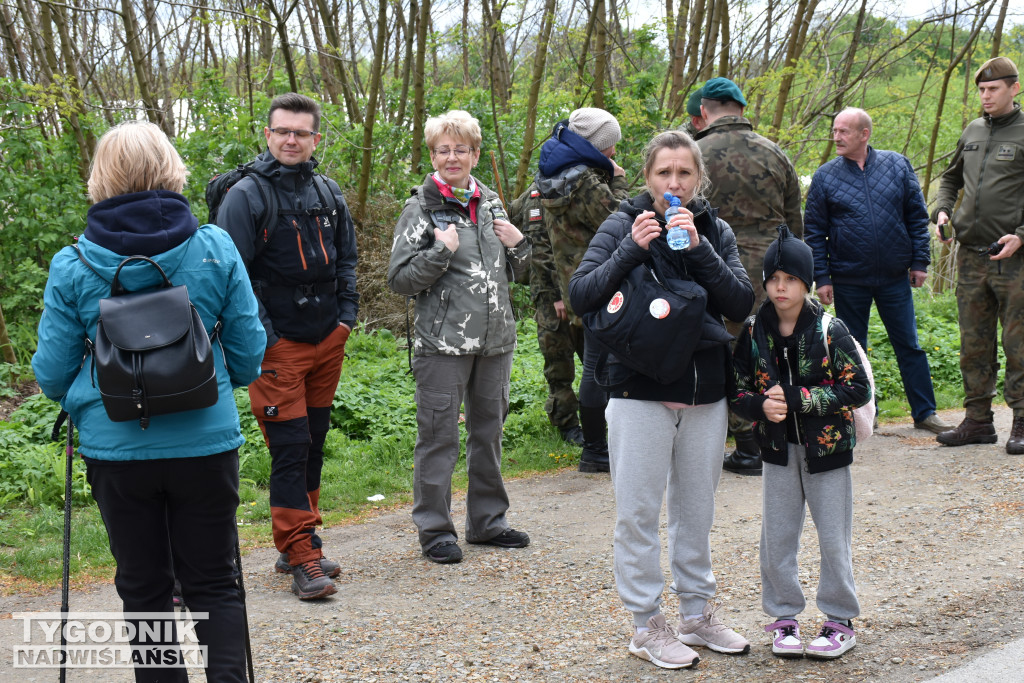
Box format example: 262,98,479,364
1006,416,1024,455
723,431,762,476
578,405,610,473
936,417,997,446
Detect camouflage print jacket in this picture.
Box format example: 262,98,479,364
695,115,804,245
387,175,531,357
509,183,559,305
536,168,631,325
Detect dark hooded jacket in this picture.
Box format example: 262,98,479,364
731,298,871,473
535,121,631,325
569,191,753,404
216,150,359,346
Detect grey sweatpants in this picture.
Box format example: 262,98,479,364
760,444,860,622
607,397,727,626
411,352,513,550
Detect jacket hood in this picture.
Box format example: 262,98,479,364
78,194,206,293
538,120,614,178
84,190,198,258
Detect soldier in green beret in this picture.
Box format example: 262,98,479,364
694,77,804,476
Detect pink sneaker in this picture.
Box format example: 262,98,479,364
765,619,802,658
805,621,856,659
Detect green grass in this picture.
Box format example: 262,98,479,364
0,293,981,585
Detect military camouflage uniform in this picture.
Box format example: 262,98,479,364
696,114,804,436
536,168,632,326
510,183,583,430
933,103,1024,421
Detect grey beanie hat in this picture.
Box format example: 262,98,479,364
568,108,622,152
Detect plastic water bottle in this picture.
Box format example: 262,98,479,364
664,193,689,250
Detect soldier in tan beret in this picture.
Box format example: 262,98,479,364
933,56,1024,455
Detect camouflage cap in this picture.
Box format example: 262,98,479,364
975,57,1018,84
701,77,747,106
686,87,704,117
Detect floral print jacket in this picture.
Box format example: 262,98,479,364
387,175,531,357
731,299,871,473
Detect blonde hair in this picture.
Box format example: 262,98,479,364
88,121,189,202
424,110,482,150
641,129,711,203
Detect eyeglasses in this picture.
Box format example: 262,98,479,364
269,128,317,139
432,146,473,158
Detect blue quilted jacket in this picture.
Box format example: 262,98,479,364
804,147,930,288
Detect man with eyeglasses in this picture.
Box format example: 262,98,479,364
219,92,358,600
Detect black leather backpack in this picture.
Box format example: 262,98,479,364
76,249,221,429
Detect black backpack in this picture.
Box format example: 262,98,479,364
205,161,340,258
76,248,221,429
205,162,278,256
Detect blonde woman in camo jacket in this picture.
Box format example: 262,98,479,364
387,110,532,566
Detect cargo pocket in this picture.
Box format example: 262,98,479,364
415,388,452,441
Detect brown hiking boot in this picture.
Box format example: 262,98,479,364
1007,417,1024,455
936,417,997,446
291,559,337,599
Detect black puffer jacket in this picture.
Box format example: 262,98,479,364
569,191,754,404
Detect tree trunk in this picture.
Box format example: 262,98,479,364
264,0,300,93
817,0,868,166
592,0,607,108
382,0,417,185
990,0,1009,57
769,0,818,139
699,0,718,81
923,3,994,200
355,0,388,223
717,0,730,77
410,0,430,176
315,0,363,124
686,0,707,79
462,0,470,87
514,0,556,195
0,302,16,364
119,0,162,127
574,1,598,104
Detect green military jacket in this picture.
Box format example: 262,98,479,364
509,183,559,305
536,167,631,325
695,115,804,244
933,103,1024,246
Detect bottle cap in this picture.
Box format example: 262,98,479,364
663,192,680,207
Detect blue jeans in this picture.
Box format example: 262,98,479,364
833,277,937,422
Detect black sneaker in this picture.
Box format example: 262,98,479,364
470,528,530,548
424,541,463,564
290,559,337,599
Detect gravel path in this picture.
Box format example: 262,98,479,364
2,407,1023,682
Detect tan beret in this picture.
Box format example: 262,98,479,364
975,57,1018,84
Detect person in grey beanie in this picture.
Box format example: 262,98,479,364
535,108,631,472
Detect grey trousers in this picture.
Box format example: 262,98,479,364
607,398,727,626
760,444,860,622
411,352,513,550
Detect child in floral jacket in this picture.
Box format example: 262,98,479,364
731,226,870,661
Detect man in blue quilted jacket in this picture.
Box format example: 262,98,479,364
804,107,950,434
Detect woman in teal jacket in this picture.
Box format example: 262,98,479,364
32,121,265,683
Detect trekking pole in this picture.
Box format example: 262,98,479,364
235,529,256,682
55,410,73,683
